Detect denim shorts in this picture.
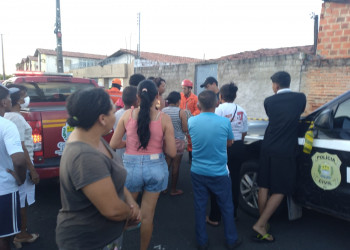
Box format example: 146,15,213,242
123,153,169,192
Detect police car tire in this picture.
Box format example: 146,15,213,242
239,160,260,218
239,160,287,218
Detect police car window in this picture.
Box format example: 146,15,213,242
334,99,350,130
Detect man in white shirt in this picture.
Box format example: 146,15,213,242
0,85,26,250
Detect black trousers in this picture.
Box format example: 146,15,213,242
209,140,246,221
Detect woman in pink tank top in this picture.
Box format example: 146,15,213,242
110,80,176,250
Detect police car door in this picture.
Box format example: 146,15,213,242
296,97,350,220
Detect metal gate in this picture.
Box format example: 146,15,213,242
195,64,218,95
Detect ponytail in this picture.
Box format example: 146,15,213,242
137,80,158,149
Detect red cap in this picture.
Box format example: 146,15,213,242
112,78,122,85
181,79,193,87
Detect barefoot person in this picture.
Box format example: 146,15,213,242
252,71,306,242
110,80,176,250
162,91,188,196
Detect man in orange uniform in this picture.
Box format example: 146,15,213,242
107,78,123,108
180,79,200,164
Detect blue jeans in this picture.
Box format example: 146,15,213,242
123,153,168,192
191,172,238,246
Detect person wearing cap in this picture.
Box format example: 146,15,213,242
180,79,200,164
200,77,220,102
107,78,123,108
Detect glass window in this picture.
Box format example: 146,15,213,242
334,99,350,130
23,82,95,102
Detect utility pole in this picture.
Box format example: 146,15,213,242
54,0,64,73
137,12,140,59
1,34,5,80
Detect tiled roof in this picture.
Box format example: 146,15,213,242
27,56,38,61
108,49,202,64
34,48,106,60
215,45,314,61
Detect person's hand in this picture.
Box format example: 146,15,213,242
6,169,23,185
30,169,40,185
128,204,141,223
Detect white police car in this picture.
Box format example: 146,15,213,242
240,90,350,220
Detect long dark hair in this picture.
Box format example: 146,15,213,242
220,82,238,102
137,80,158,149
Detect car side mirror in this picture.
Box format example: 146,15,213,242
314,109,334,130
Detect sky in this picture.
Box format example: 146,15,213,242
0,0,322,74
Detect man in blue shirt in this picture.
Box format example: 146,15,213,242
189,90,241,250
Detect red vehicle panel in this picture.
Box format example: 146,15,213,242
3,71,100,179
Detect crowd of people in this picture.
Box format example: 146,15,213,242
0,70,306,250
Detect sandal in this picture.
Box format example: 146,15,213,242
206,216,220,227
13,233,39,248
252,233,275,243
170,190,184,196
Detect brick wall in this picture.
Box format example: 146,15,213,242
301,58,350,114
317,1,350,58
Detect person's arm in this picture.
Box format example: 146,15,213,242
179,109,188,133
4,122,26,184
227,119,234,147
123,187,141,222
242,132,247,142
21,142,39,184
192,97,200,116
162,113,176,158
82,177,133,222
242,111,248,141
8,152,26,185
110,111,129,149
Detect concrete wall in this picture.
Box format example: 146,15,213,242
71,63,134,89
137,63,196,98
216,54,305,119
137,54,304,119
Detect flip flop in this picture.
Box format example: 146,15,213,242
252,233,275,243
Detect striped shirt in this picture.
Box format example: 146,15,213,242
162,106,185,140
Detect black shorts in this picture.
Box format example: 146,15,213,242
257,154,297,195
0,191,21,238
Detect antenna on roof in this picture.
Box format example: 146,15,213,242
137,12,141,59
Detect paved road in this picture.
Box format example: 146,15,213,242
18,153,350,250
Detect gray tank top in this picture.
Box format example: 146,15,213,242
162,106,185,140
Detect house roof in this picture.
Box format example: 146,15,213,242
323,0,350,3
214,45,314,61
34,48,106,60
27,56,37,61
107,49,202,64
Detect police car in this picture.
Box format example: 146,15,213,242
239,90,350,221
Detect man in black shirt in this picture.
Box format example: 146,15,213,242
252,71,306,242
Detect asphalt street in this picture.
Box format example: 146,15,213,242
17,153,350,250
